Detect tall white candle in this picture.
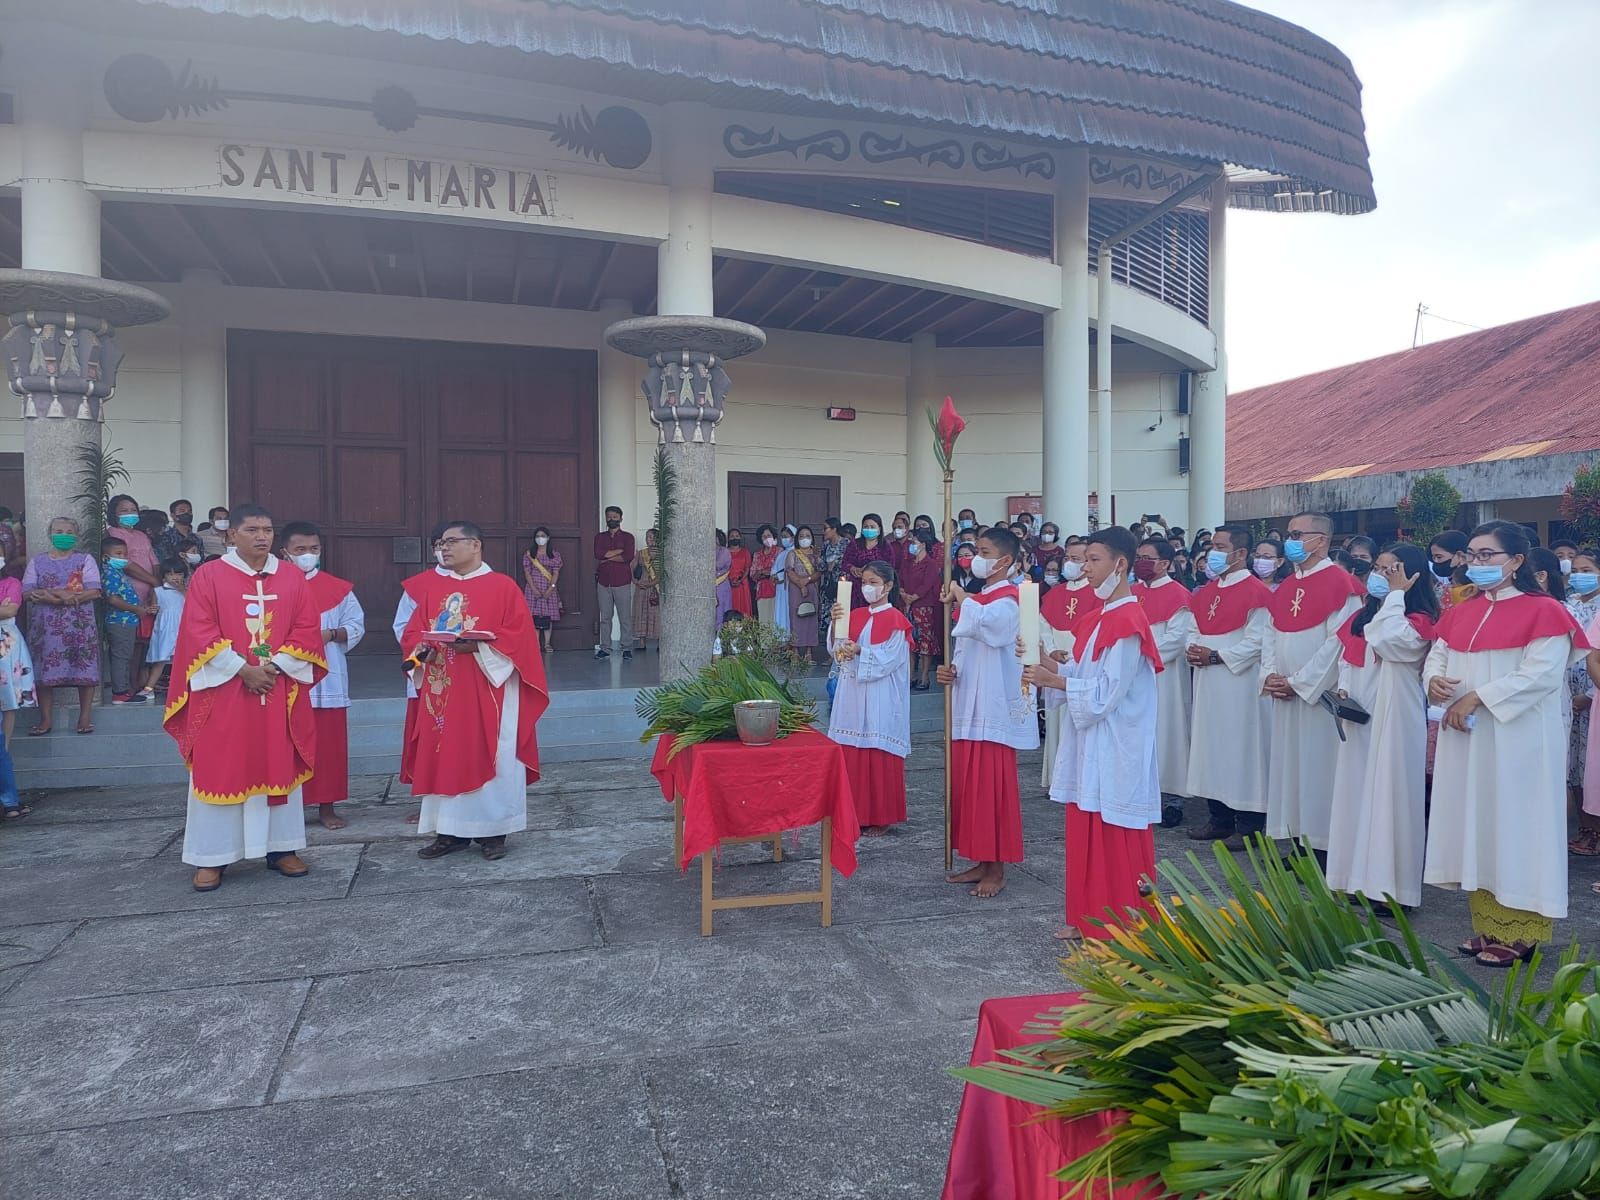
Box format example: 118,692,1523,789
1018,580,1040,664
834,580,852,640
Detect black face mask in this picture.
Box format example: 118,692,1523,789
174,512,192,526
1351,559,1373,576
729,538,742,547
606,519,621,529
1431,560,1454,579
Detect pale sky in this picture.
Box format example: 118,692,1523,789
1226,0,1600,390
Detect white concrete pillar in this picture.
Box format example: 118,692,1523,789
905,332,940,521
1188,177,1229,530
597,297,639,522
1043,149,1090,534
1096,250,1114,528
657,102,715,316
179,269,229,511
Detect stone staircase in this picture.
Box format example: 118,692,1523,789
13,679,949,790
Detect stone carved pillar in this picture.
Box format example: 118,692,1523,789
604,316,765,682
0,270,171,533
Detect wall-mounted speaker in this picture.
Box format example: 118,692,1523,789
1176,372,1192,415
1178,435,1191,475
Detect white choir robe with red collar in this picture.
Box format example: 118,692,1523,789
1185,571,1272,815
1140,577,1196,797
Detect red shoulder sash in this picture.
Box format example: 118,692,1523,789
304,569,354,611
965,584,1019,607
1269,565,1363,632
1133,580,1189,625
1189,575,1273,636
849,605,912,645
1073,600,1163,674
1435,592,1590,653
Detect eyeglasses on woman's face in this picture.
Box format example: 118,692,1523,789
1464,548,1510,564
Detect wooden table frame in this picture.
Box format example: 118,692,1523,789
673,796,834,937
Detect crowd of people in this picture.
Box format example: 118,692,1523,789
815,509,1599,967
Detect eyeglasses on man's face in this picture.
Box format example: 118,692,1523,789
433,536,479,549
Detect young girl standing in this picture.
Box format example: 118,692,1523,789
828,561,912,836
140,560,190,697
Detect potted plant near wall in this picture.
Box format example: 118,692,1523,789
1560,462,1600,545
1395,472,1462,544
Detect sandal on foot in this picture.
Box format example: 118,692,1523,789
1570,829,1600,856
1458,934,1492,957
3,805,30,820
28,724,51,737
1475,941,1537,969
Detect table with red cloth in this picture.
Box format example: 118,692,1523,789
943,992,1150,1200
649,728,861,936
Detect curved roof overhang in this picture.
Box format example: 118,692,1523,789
108,0,1374,214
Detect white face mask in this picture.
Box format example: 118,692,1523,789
1253,558,1278,578
434,549,445,565
1061,560,1084,582
763,536,776,548
1040,533,1056,544
212,519,229,531
861,582,887,604
184,552,202,565
1044,573,1060,585
971,555,1000,580
535,536,549,546
291,552,319,573
798,537,812,548
1093,569,1125,600
1559,558,1573,575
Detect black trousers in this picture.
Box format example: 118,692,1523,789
1203,798,1265,835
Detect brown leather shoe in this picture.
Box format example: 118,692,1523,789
265,852,309,877
1185,825,1233,842
1221,833,1248,853
479,836,508,861
192,866,226,892
418,834,469,860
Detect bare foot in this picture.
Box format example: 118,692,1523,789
971,866,1006,899
862,824,889,838
946,864,984,884
1053,925,1082,942
315,805,348,831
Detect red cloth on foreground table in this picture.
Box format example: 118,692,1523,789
943,992,1150,1200
650,728,860,875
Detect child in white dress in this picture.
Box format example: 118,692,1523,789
141,561,188,698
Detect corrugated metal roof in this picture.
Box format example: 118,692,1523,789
116,0,1375,212
1227,300,1600,492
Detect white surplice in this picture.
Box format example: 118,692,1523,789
1262,559,1362,849
1424,591,1581,919
1185,570,1272,813
411,562,529,840
306,570,365,710
1041,579,1095,786
1045,596,1160,829
1325,592,1431,907
1143,577,1196,796
826,606,911,757
181,552,316,867
952,581,1038,751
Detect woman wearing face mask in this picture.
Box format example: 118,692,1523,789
818,518,846,643
749,525,782,626
1564,549,1600,853
912,514,941,563
1343,535,1377,579
0,550,36,748
521,526,564,656
1427,531,1470,608
1251,538,1290,589
1325,544,1439,912
1425,521,1593,967
842,514,883,609
631,528,661,655
828,561,912,836
106,495,160,604
23,517,103,735
786,525,821,660
897,526,942,690
725,529,754,621
1034,523,1065,577
952,541,980,595
713,530,734,628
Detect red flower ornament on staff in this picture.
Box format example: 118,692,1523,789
928,394,967,472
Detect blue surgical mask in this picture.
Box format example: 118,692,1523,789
958,518,974,531
1204,549,1230,578
1283,537,1309,565
1465,564,1506,590
780,537,793,550
1365,573,1391,600
862,527,880,541
117,513,140,528
907,541,922,557
1570,571,1599,595
106,556,129,570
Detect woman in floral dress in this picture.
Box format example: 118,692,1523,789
786,525,821,660
632,528,661,652
818,518,846,643
521,526,563,656
0,556,37,744
23,517,102,735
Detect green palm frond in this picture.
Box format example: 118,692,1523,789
651,446,676,597
635,651,816,758
71,438,130,546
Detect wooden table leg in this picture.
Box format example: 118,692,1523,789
819,817,833,928
674,796,684,867
700,849,714,937
772,834,783,863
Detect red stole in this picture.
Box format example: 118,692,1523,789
1133,579,1189,625
1435,591,1591,653
1268,564,1363,632
1073,599,1163,674
1041,581,1101,632
1189,574,1274,636
302,569,354,614
849,604,912,645
398,569,550,795
1337,608,1439,666
163,557,327,805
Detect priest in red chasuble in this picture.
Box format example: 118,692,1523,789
169,505,327,893
400,520,548,861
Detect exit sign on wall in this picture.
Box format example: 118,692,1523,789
826,406,856,421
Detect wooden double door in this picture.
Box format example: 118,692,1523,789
727,472,840,538
227,330,598,653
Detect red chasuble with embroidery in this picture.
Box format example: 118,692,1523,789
1041,582,1102,634
1434,591,1591,653
1188,574,1274,636
1073,600,1164,673
1132,580,1190,625
163,557,326,805
1268,566,1365,633
399,569,549,796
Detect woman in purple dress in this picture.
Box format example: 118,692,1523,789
714,530,734,627
520,526,563,657
23,516,102,735
840,513,885,609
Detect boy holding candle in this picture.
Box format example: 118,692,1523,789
936,527,1038,898
1026,526,1162,940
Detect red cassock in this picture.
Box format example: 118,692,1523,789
163,557,327,805
399,569,550,796
840,604,914,827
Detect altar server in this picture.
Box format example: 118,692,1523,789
1133,537,1195,812
1262,512,1364,853
1325,544,1438,909
1426,521,1591,967
936,527,1038,898
1037,537,1101,787
827,560,912,836
1027,526,1161,941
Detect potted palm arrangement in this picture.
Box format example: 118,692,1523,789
636,651,816,760
957,840,1600,1199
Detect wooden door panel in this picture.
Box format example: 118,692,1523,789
512,367,581,444
332,358,408,439
788,483,835,532
327,535,408,653
333,447,407,526
439,450,508,523
514,452,580,528
252,444,325,519
249,357,325,435
434,361,510,442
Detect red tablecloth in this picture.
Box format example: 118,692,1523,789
943,992,1148,1200
650,729,860,876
